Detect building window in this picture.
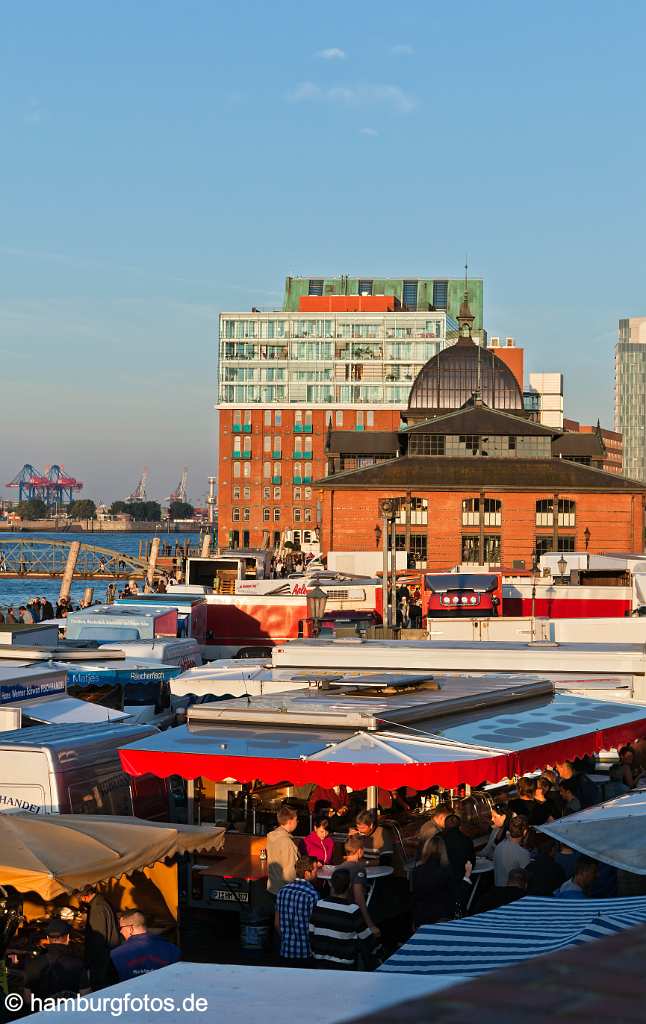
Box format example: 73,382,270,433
409,533,428,566
243,462,251,479
229,530,240,549
308,279,324,296
232,508,240,522
243,486,251,500
264,436,271,454
233,486,240,500
274,486,282,499
263,461,271,480
462,498,502,527
233,462,241,479
243,508,250,521
433,280,448,310
294,487,302,501
304,507,312,523
273,436,282,457
396,497,428,526
535,535,576,557
461,534,501,565
402,280,418,309
508,436,516,451
358,280,373,295
263,508,270,522
275,410,282,426
535,499,576,528
273,508,281,521
366,410,374,427
264,410,272,427
304,486,312,500
408,434,446,456
356,411,364,431
263,486,271,500
294,508,302,523
336,411,344,427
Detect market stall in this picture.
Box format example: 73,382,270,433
539,789,646,873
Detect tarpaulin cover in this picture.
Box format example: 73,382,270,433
118,694,646,790
539,789,646,874
380,896,646,976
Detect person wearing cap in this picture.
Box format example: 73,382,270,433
78,885,120,990
23,919,89,1000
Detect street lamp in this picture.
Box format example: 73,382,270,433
374,523,382,548
307,585,328,638
557,555,568,581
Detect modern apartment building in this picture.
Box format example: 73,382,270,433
217,275,483,550
615,316,646,481
526,373,564,430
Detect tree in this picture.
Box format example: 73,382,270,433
110,500,128,515
17,499,48,519
168,501,195,520
69,499,96,519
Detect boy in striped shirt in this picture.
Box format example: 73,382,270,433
309,869,378,971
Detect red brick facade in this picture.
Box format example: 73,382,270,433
217,408,401,550
318,486,644,570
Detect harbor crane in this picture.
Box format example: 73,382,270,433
126,467,149,503
6,464,83,510
167,467,188,504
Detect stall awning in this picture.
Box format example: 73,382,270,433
539,789,646,874
0,813,225,901
119,695,646,790
379,896,646,976
19,695,128,725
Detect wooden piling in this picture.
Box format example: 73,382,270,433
145,537,161,592
59,541,81,602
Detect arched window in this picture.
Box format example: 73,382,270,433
462,498,501,527
262,508,270,522
535,499,576,527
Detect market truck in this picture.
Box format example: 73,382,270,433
0,721,168,818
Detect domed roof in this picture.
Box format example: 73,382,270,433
408,338,523,413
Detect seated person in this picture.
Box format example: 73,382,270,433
473,868,528,914
332,836,380,939
301,815,335,865
558,780,582,816
349,810,394,866
554,855,597,899
308,784,350,818
309,869,378,971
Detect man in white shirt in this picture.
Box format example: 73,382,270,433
493,815,530,886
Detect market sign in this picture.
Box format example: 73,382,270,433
0,678,66,706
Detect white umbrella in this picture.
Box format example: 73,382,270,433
539,789,646,873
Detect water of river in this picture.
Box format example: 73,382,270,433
0,531,202,611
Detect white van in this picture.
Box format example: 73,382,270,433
0,721,167,817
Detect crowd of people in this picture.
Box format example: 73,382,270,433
263,754,633,971
12,886,180,1006
0,596,70,624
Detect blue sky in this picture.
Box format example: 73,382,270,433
2,1,645,503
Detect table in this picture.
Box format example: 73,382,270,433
318,864,394,881
467,856,494,911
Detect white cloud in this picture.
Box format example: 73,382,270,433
316,47,346,60
359,127,379,136
288,82,417,114
391,44,414,56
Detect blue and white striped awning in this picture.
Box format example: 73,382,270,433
380,897,646,976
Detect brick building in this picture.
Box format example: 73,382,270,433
217,274,483,551
317,296,645,569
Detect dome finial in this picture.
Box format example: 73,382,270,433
457,256,475,343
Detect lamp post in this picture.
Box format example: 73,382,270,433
557,555,568,583
530,550,538,643
380,500,396,628
306,585,328,638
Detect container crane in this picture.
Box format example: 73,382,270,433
126,467,149,503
